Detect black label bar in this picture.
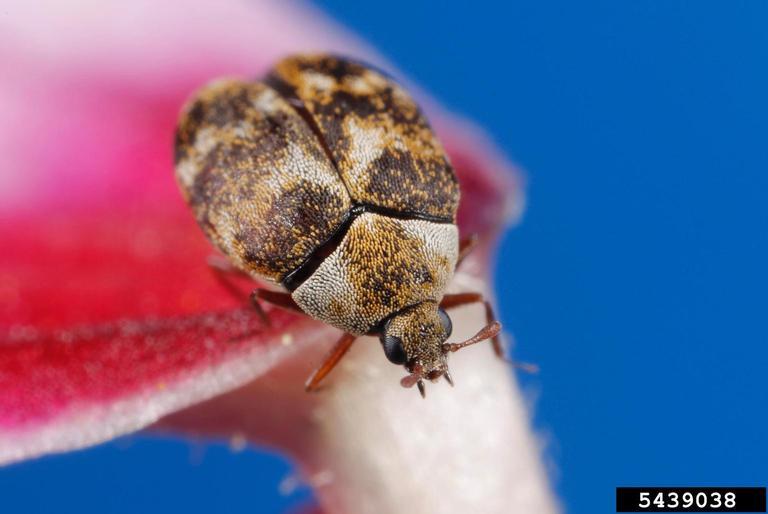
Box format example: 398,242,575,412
616,487,766,512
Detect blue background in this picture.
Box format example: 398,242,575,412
2,1,766,513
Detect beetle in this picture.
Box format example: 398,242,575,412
174,54,506,397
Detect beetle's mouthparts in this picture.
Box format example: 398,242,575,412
400,363,428,398
400,363,423,388
441,321,501,354
399,323,503,398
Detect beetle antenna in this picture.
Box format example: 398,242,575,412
442,321,501,353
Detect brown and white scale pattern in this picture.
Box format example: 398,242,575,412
174,54,460,335
266,55,459,219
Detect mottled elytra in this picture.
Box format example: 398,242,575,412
174,54,506,397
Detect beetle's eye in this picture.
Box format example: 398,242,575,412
438,308,452,338
381,334,407,364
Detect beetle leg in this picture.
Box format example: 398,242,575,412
251,289,303,314
205,258,271,325
305,332,357,392
440,291,483,309
247,289,306,328
207,255,254,306
456,234,479,268
207,254,249,275
440,293,539,372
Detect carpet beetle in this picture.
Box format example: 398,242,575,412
174,54,506,397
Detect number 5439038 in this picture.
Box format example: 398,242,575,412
638,491,736,509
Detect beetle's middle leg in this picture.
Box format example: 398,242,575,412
250,289,303,315
208,256,271,326
440,293,539,373
207,257,277,325
207,255,251,302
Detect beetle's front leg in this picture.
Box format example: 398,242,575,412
251,290,358,392
251,289,358,392
305,332,357,392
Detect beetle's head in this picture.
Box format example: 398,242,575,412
379,301,501,398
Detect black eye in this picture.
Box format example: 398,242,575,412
438,308,452,338
381,334,407,364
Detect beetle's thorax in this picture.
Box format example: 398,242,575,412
290,212,458,335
